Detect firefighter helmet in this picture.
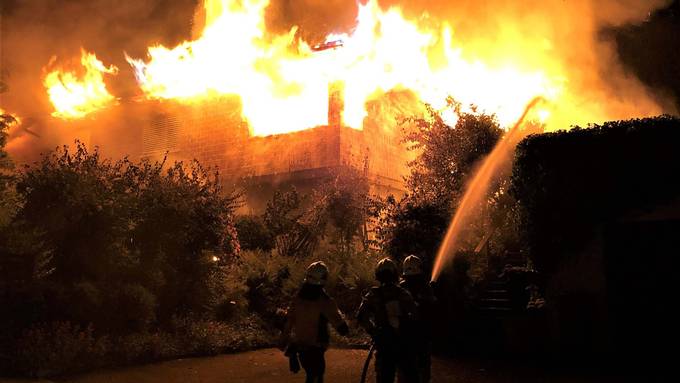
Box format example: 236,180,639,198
304,261,329,286
402,255,423,276
375,258,399,283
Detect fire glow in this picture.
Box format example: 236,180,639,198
125,0,558,136
44,49,119,120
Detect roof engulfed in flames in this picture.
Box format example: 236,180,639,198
39,0,665,138
124,0,556,136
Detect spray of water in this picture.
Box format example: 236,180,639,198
430,96,545,281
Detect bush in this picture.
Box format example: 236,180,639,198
376,197,449,270
108,284,157,333
8,315,275,377
15,322,108,377
0,142,240,332
113,332,178,364
312,246,380,316
169,315,274,356
234,247,381,329
511,115,680,273
237,250,296,323
66,282,104,326
235,215,275,251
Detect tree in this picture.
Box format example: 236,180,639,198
377,100,504,269
403,100,503,209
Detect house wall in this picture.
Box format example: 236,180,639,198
92,97,412,212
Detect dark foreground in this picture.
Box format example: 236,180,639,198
0,348,655,383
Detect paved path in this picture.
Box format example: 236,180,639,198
0,348,635,383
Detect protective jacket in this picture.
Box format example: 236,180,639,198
282,292,348,349
400,276,437,339
356,283,417,343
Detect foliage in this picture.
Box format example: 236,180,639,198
234,247,380,329
403,100,503,208
263,188,326,257
108,284,157,333
0,110,18,226
15,322,109,377
11,316,273,378
0,142,240,337
374,195,449,268
511,115,680,273
316,166,372,251
259,166,373,257
0,112,14,169
235,215,275,251
375,101,504,272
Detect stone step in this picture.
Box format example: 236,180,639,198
487,289,508,294
479,298,512,304
488,281,507,288
482,289,509,297
477,306,513,313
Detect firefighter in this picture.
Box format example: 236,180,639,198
357,258,419,383
400,255,437,383
281,261,350,383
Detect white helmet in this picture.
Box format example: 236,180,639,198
402,255,423,276
304,261,329,286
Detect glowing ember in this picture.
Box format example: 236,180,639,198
126,0,560,136
44,49,119,120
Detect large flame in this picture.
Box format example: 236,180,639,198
127,0,559,136
44,49,119,120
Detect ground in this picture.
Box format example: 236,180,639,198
0,348,642,382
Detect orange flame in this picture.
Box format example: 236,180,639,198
44,49,119,120
126,0,561,136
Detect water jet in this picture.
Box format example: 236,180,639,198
431,97,546,281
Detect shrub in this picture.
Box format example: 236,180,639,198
15,322,108,377
376,196,449,270
237,250,296,323
0,143,240,335
113,332,178,364
311,246,381,315
235,247,381,327
169,315,274,355
108,284,157,333
235,215,275,251
511,115,680,273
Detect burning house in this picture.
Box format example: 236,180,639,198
1,0,670,207
84,83,412,210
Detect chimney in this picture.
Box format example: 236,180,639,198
328,81,344,128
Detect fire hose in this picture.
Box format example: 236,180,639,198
359,342,376,383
